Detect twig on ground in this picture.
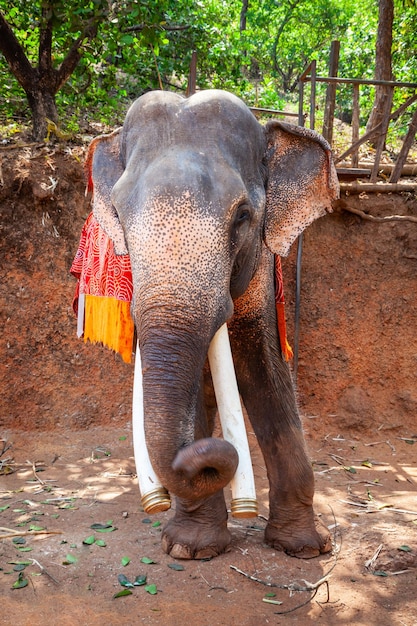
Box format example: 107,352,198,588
340,500,417,516
0,526,63,540
231,507,340,615
365,544,384,569
363,440,396,453
31,558,60,585
26,460,46,485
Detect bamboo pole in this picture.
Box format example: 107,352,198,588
340,182,417,194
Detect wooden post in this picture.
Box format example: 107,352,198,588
309,60,316,129
322,40,340,144
186,51,197,97
389,108,417,183
351,84,360,167
370,89,393,182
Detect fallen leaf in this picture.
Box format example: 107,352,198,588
12,572,28,589
63,553,77,565
168,563,184,571
83,535,95,545
113,589,133,598
118,574,134,588
141,556,156,564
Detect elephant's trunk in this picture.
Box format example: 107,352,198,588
140,322,238,502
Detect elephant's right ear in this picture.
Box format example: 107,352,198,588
86,129,128,255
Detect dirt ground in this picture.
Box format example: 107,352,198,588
1,144,417,625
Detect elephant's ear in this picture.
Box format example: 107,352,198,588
263,121,339,257
86,128,128,255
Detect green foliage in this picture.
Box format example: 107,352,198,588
0,0,416,133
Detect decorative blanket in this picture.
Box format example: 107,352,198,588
71,213,293,364
70,213,135,363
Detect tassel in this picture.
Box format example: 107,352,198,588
274,256,293,362
275,301,294,362
83,295,134,363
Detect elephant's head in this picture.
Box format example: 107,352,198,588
88,90,339,502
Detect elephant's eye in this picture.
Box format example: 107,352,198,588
235,205,251,225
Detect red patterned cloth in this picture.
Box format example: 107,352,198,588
71,213,133,306
70,213,135,363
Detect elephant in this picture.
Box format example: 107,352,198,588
86,89,339,560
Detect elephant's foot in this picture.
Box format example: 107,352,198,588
161,492,231,560
265,510,332,559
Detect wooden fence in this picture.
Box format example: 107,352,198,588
298,40,417,193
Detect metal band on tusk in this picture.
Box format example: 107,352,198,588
132,344,171,514
208,323,258,518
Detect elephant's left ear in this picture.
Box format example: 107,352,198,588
86,128,128,255
263,121,339,257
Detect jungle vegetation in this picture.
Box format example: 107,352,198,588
0,0,416,140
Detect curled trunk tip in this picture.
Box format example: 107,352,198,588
171,437,239,498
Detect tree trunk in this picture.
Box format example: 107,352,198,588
26,90,59,142
366,0,394,144
0,6,99,140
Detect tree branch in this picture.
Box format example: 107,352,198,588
124,23,190,33
342,205,417,223
0,11,35,91
55,18,99,92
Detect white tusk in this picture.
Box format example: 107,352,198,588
132,344,171,514
208,323,258,518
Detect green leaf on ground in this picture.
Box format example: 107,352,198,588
118,574,134,588
63,553,78,565
13,563,27,572
398,545,412,552
134,575,147,586
95,539,106,547
121,557,130,567
12,537,26,545
168,563,184,571
145,584,157,595
0,505,10,512
141,556,156,564
83,535,95,545
90,522,117,533
113,589,133,598
12,572,28,589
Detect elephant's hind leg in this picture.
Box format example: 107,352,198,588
161,490,231,559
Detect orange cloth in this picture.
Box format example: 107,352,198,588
275,255,293,362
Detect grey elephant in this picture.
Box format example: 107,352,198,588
84,89,339,560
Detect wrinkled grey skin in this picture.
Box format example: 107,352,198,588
88,89,339,559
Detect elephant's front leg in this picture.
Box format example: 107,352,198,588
161,378,232,560
230,253,332,558
161,491,231,559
